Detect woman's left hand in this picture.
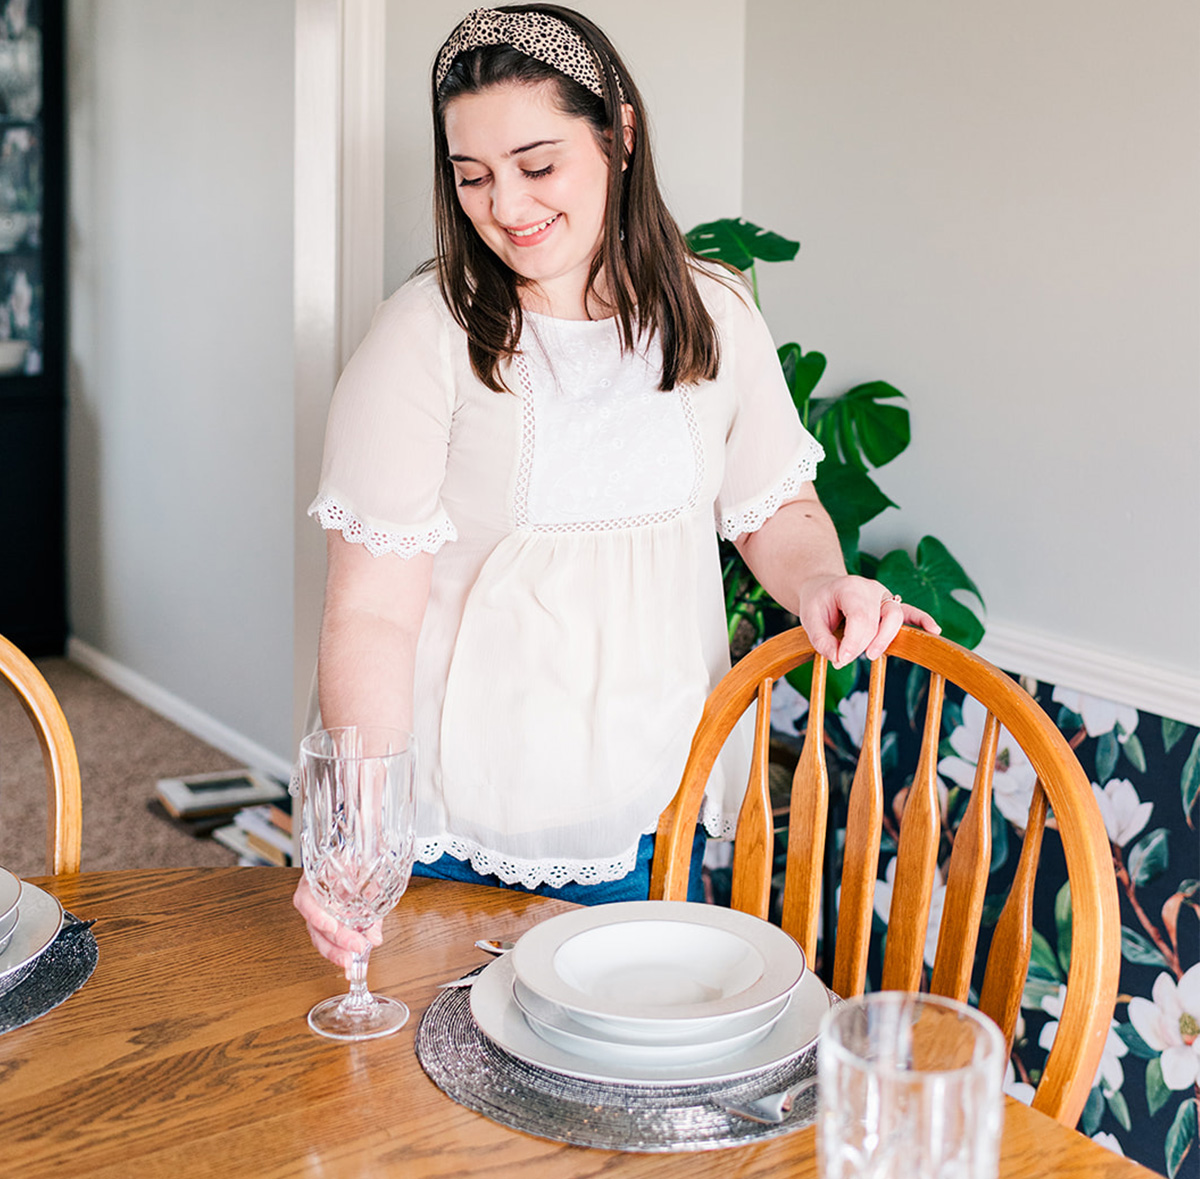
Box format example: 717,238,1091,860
796,574,940,669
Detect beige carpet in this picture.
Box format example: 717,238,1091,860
0,658,246,876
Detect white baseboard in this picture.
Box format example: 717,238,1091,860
975,622,1200,727
66,638,294,782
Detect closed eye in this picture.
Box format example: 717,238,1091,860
457,175,486,188
523,165,554,179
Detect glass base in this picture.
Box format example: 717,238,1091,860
307,992,410,1041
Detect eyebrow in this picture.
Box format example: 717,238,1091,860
448,138,562,164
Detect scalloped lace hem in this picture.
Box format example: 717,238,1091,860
416,833,644,889
308,493,457,558
414,800,737,890
700,795,738,840
716,435,826,541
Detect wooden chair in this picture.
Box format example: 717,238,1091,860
651,625,1120,1128
0,634,82,873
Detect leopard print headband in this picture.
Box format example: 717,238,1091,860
435,7,624,103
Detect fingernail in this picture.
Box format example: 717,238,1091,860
369,927,383,946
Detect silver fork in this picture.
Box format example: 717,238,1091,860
719,1074,819,1124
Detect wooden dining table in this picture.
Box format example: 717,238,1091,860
0,867,1158,1178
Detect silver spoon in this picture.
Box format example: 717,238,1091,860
719,1075,819,1124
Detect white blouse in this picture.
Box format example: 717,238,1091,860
309,265,823,889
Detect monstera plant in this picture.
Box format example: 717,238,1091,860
688,218,986,705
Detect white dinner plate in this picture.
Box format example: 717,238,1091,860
0,865,21,927
470,953,831,1086
511,977,783,1068
0,880,62,985
512,974,792,1048
511,900,806,1036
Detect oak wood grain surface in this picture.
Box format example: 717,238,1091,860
0,868,1155,1178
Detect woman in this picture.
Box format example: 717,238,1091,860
296,4,939,969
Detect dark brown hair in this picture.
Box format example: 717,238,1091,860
430,3,721,392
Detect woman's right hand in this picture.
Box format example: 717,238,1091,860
293,876,382,976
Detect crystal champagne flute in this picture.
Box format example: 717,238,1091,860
298,725,416,1041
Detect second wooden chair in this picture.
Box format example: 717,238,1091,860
650,625,1120,1128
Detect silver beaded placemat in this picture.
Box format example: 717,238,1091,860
416,972,822,1152
0,915,99,1035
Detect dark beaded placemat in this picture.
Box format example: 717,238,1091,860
0,917,99,1035
415,973,821,1152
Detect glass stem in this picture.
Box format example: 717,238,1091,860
343,945,374,1013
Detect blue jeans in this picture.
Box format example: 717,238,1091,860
412,827,708,905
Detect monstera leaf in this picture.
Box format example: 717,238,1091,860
809,381,910,471
777,342,827,423
686,218,799,271
874,536,986,649
813,460,897,571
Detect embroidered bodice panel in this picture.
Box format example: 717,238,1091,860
515,313,701,532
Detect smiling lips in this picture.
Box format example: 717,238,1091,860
504,213,561,245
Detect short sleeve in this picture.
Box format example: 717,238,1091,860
710,274,825,540
309,277,459,558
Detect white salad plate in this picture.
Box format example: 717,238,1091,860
511,977,785,1067
0,865,21,928
471,953,831,1086
0,880,62,985
511,900,806,1041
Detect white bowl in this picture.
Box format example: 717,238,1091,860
511,900,806,1042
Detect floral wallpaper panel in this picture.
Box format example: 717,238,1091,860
758,669,1199,1178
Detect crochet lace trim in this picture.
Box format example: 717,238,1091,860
716,435,826,541
416,833,644,889
309,493,457,558
414,798,737,890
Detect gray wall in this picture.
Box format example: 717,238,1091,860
743,0,1200,682
61,0,1198,772
66,0,296,760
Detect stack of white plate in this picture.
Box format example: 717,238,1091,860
469,900,831,1085
0,865,65,998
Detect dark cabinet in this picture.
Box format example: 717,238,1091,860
0,0,64,654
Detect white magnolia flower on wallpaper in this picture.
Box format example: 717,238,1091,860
937,696,1040,827
1038,984,1128,1092
1091,778,1153,847
1127,964,1200,1090
9,268,30,332
1051,686,1138,742
1003,1060,1034,1106
1091,1133,1125,1157
770,674,808,738
836,689,884,750
872,856,945,968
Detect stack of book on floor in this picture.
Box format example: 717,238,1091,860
218,803,295,867
152,770,293,865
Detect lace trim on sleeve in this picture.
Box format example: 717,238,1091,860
308,493,457,558
716,434,825,541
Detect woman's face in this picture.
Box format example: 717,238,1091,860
443,81,614,319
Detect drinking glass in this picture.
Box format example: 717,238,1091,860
298,725,416,1041
818,992,1006,1179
